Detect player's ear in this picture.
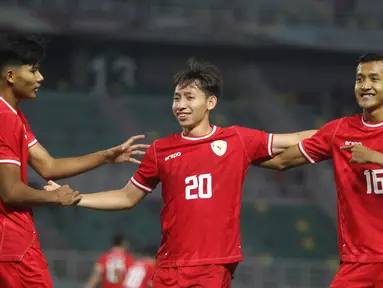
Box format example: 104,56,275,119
207,95,217,111
4,68,15,84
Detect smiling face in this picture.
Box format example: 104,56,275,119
355,61,383,111
172,81,217,130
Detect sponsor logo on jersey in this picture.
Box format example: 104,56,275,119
345,141,362,146
165,152,181,161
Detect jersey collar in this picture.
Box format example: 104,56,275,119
0,97,18,115
181,125,217,141
361,115,383,128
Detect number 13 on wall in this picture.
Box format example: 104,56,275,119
185,173,213,200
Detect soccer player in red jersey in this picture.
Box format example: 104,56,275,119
0,34,147,288
257,53,383,287
126,256,156,288
47,59,316,287
86,234,135,288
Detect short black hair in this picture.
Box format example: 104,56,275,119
0,33,46,70
173,58,223,99
358,53,383,64
112,234,125,247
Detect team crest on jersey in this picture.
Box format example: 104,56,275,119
211,140,227,156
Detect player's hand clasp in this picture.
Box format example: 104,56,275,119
44,181,82,205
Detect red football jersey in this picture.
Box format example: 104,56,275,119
299,114,383,263
97,249,135,288
0,97,39,262
124,258,155,288
131,125,274,267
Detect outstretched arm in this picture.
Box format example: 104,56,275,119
45,180,147,210
0,165,81,206
259,120,339,170
271,130,317,155
29,135,148,180
257,144,310,170
85,263,103,288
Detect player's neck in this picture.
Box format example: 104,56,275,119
0,88,19,109
111,246,125,252
182,122,212,137
363,106,383,122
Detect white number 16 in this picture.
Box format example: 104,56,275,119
364,169,383,194
185,173,212,200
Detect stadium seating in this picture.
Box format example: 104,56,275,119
21,92,121,156
35,199,162,252
241,203,338,259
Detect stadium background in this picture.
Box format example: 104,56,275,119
0,0,372,286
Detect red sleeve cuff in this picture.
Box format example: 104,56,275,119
130,177,153,193
268,133,274,157
0,159,21,166
28,139,38,148
298,142,315,164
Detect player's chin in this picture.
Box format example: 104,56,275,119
26,93,37,100
177,117,191,125
357,99,378,109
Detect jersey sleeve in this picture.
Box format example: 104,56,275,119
130,143,160,193
234,126,274,162
298,119,339,164
96,254,106,272
25,122,37,148
19,111,37,148
0,111,22,166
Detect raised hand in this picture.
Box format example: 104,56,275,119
104,135,149,165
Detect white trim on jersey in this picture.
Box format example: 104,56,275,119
298,142,315,164
181,125,217,141
0,97,17,115
0,159,21,166
361,116,383,128
130,177,153,192
267,134,274,157
28,139,38,148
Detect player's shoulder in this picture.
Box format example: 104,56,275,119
0,109,22,130
96,251,109,264
219,125,239,133
325,115,361,129
0,108,18,120
223,125,265,137
318,116,350,130
316,115,361,138
150,132,181,149
342,114,363,125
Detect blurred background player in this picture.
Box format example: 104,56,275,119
86,234,134,288
258,53,383,287
125,247,156,288
0,33,148,288
46,59,317,287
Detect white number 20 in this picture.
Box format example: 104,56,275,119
364,169,383,194
185,173,212,200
